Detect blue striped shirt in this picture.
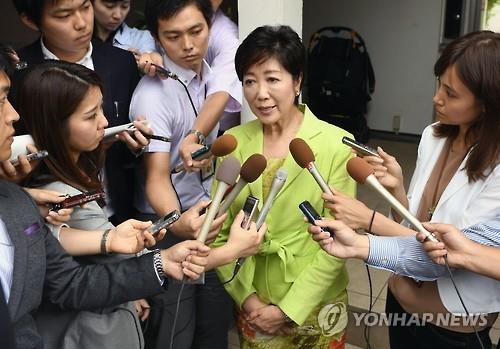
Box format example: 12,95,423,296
366,216,500,281
0,219,14,302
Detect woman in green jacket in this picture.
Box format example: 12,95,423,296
212,25,356,349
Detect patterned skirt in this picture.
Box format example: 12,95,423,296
236,295,348,349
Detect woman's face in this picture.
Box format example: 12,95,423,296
433,64,483,129
93,0,130,33
66,85,108,161
243,57,301,126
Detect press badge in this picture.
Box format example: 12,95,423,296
200,159,215,182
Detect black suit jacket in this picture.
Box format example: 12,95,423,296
0,287,15,349
11,39,141,224
0,180,164,349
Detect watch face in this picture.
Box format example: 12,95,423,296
188,130,205,144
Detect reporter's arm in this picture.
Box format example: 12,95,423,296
205,212,266,270
420,220,500,280
144,152,180,216
179,92,229,169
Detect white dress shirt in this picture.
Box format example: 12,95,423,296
40,38,94,70
0,219,14,302
130,54,217,212
112,23,156,54
205,9,241,130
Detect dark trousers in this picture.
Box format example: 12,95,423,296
136,211,233,349
385,288,492,349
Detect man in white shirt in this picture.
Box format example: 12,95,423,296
130,0,232,348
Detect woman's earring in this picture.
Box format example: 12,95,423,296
295,91,300,96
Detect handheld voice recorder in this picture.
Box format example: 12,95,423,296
147,210,181,236
51,190,106,211
299,200,332,234
241,196,259,229
10,150,49,167
342,136,379,157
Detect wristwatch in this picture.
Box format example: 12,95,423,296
152,249,166,283
100,229,112,254
187,129,206,145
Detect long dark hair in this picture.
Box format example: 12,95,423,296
433,30,500,182
20,60,105,191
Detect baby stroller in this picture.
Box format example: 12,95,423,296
307,26,375,142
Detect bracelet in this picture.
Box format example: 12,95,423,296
152,249,166,282
100,229,112,254
187,129,206,145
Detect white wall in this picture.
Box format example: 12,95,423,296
303,0,443,135
238,0,303,123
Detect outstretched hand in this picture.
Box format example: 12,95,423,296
418,222,471,268
307,218,369,260
161,240,211,280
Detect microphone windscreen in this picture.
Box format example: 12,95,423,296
289,138,315,168
240,154,267,183
346,157,374,184
216,155,241,185
211,134,238,157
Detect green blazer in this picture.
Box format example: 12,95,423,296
213,105,356,325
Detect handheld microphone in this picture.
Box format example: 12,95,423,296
103,120,150,140
289,138,333,195
233,167,288,276
346,157,439,243
255,168,288,229
196,155,241,243
217,154,267,217
171,134,238,174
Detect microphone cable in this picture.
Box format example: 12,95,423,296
363,207,484,348
150,63,199,119
364,209,377,349
169,279,186,349
175,78,199,118
222,262,240,285
443,255,486,349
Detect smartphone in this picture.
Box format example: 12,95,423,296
191,145,211,160
147,210,181,235
51,190,106,211
171,145,212,174
299,200,332,234
342,136,380,157
241,196,259,230
10,150,49,167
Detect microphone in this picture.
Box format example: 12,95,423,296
196,155,241,243
10,134,34,161
103,120,150,140
255,168,288,229
217,154,267,217
171,134,238,174
289,138,333,195
233,167,288,276
346,157,439,243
